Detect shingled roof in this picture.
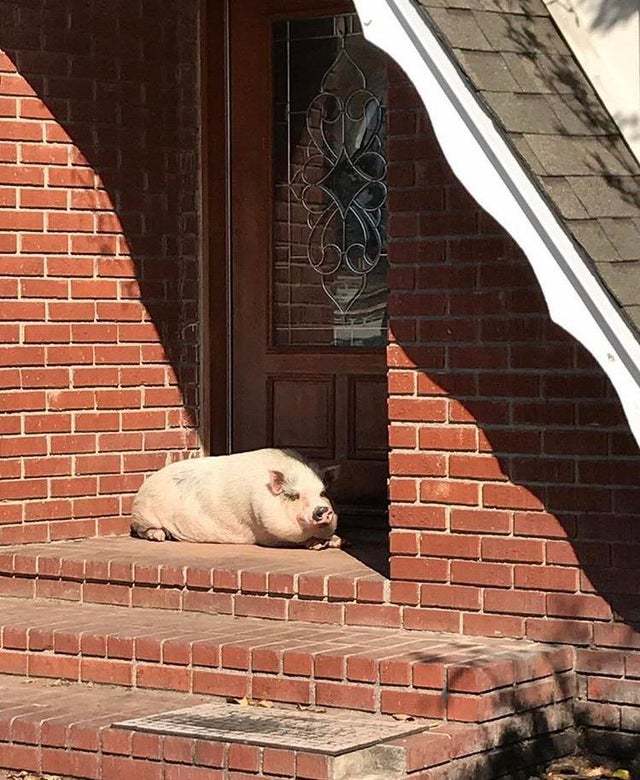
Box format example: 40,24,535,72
414,0,640,331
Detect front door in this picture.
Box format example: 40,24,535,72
230,0,390,526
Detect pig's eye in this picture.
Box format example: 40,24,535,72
284,492,299,501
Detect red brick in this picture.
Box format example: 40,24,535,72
137,664,190,692
389,504,447,530
413,660,446,689
484,589,545,616
235,595,286,620
389,478,417,502
263,747,295,776
0,743,40,772
482,538,544,564
404,607,461,633
452,560,512,587
165,766,220,780
194,740,226,768
381,689,445,718
345,604,401,628
227,743,260,772
84,583,130,606
81,658,132,686
389,531,419,554
576,649,624,676
388,371,416,393
0,347,45,367
514,565,578,592
296,752,330,780
420,479,479,506
103,756,163,780
28,654,79,680
547,593,612,621
314,652,344,680
389,452,446,476
589,677,640,707
463,613,524,639
279,652,312,681
526,618,592,645
0,301,44,320
483,484,544,511
288,601,343,624
419,426,476,451
41,749,99,779
451,508,511,534
390,557,448,582
420,532,480,559
546,540,601,567
131,732,162,760
389,424,417,448
192,670,248,698
316,682,375,712
388,397,447,422
421,584,480,610
252,676,311,704
513,512,571,538
327,575,355,600
163,735,195,763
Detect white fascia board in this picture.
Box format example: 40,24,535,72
355,0,640,447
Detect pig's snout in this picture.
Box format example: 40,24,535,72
312,506,334,526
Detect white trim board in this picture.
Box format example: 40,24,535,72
355,0,640,448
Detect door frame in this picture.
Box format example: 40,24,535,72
202,0,390,458
202,0,231,455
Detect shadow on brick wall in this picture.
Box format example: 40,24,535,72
390,170,640,638
383,5,640,633
1,0,200,427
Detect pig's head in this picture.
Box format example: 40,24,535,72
266,462,339,544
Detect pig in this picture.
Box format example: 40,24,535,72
130,448,341,550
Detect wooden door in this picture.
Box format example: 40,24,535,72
230,0,390,523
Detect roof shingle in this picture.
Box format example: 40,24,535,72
416,0,640,339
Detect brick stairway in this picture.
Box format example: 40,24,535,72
0,537,578,779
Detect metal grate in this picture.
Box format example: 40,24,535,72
115,702,430,756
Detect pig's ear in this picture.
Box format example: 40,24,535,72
268,470,286,495
321,464,341,488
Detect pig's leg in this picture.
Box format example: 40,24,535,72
130,518,167,542
305,534,342,550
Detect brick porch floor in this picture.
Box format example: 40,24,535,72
0,536,394,627
0,537,579,778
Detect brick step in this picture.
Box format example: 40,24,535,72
0,596,575,722
0,537,397,628
0,675,576,780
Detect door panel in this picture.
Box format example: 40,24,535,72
269,376,335,458
230,0,389,520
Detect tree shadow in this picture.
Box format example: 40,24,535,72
392,223,640,633
393,648,577,778
0,0,201,429
494,4,640,212
548,0,638,32
385,4,640,632
587,0,637,32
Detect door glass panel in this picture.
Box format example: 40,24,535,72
272,14,389,348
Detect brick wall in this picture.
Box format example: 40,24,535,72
385,65,640,751
0,0,201,544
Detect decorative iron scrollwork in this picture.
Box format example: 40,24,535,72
291,33,388,314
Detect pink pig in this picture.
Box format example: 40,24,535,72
130,448,341,549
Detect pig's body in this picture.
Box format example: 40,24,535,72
130,449,339,548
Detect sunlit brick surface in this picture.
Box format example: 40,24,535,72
0,0,201,543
